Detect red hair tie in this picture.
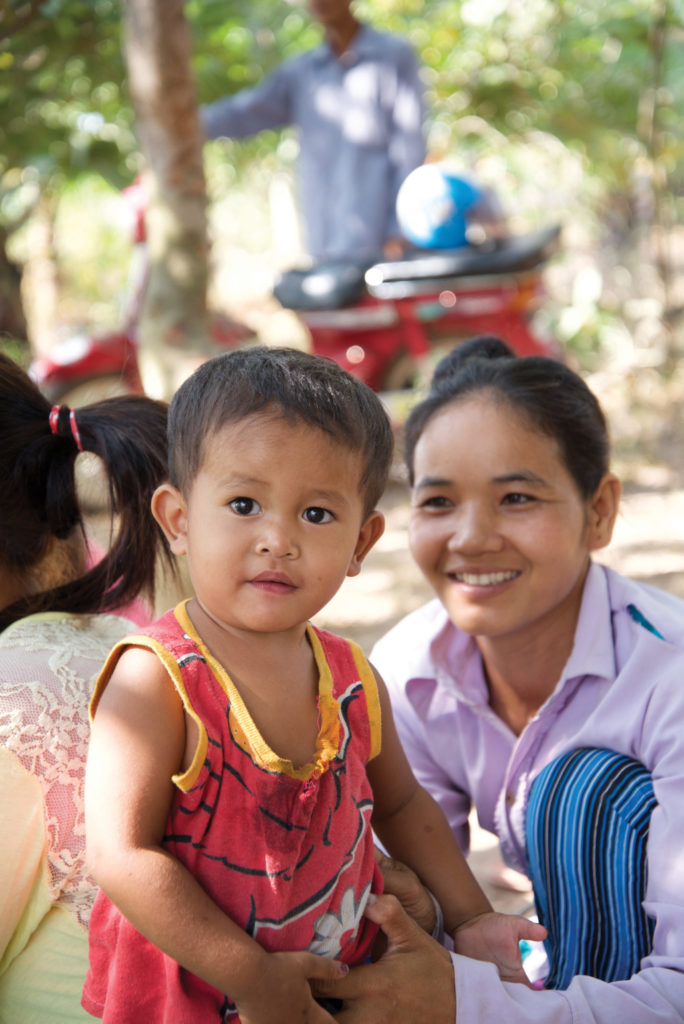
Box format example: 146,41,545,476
49,404,62,436
69,408,84,452
48,404,84,452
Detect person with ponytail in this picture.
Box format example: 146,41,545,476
0,352,173,1022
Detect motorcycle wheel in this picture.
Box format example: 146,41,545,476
380,340,463,394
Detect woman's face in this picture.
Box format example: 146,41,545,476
408,394,612,648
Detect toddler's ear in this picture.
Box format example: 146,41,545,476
347,511,385,578
151,484,189,556
587,473,621,551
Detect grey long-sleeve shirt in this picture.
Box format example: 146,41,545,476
202,24,426,262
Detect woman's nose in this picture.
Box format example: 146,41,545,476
446,504,502,553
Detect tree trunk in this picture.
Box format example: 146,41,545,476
0,226,29,356
123,0,211,399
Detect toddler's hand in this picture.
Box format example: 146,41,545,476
236,950,346,1024
451,911,547,986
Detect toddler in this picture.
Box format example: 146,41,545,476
83,347,543,1023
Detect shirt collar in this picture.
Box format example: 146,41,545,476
406,610,488,720
406,561,617,721
562,561,617,686
314,22,374,65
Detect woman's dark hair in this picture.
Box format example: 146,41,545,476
404,336,610,497
167,346,394,517
0,352,174,630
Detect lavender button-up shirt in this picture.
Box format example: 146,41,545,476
373,561,684,1022
201,24,425,261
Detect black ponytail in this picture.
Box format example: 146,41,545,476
0,353,174,630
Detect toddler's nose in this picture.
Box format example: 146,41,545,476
256,520,298,558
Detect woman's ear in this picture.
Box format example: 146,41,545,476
347,511,385,578
587,473,621,552
151,483,189,556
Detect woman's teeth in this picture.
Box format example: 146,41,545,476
454,571,518,586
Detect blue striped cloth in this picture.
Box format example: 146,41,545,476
526,747,657,988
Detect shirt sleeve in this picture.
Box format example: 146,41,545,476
385,42,426,236
450,645,684,1022
201,63,294,140
371,634,472,852
452,953,684,1023
0,748,51,971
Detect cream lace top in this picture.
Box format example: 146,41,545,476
0,611,136,1021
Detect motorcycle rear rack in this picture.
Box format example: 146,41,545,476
365,268,544,302
366,225,561,286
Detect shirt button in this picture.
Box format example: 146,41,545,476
505,790,515,806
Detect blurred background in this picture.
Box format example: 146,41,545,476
2,0,682,373
2,0,683,911
3,0,683,622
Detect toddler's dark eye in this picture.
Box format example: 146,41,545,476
303,507,333,524
229,497,260,516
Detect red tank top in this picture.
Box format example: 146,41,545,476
83,602,383,1023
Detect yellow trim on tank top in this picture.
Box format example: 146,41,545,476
89,624,210,791
347,638,382,762
173,600,342,784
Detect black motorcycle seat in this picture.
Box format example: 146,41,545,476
273,260,372,311
272,225,561,311
366,225,561,286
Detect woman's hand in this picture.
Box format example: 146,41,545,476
374,848,437,935
312,895,456,1024
236,950,345,1024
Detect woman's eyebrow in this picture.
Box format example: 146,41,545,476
492,471,549,485
413,475,453,489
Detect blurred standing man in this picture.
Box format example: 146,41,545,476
201,0,426,262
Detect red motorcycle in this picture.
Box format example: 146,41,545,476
30,177,560,404
273,223,561,396
29,179,255,405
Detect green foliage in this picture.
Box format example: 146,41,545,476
4,0,682,206
0,0,136,246
2,0,682,363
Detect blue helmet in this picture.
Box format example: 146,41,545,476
396,164,484,250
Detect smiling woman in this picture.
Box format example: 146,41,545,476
406,393,619,730
358,336,684,1022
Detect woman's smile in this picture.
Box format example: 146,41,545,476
448,569,520,587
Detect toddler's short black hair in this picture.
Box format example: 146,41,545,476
168,346,394,517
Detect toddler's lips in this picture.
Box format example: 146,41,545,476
250,571,297,592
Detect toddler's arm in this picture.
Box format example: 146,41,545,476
85,646,344,1021
367,667,545,982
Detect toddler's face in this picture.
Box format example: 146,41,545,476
172,413,382,639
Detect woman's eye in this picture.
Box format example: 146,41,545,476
416,494,452,510
502,492,533,506
302,506,333,524
229,497,261,516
